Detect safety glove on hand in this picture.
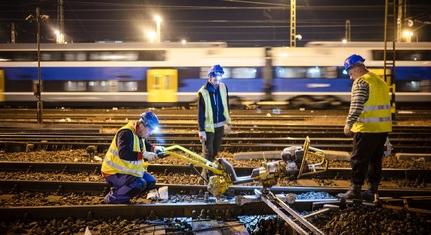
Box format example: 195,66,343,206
143,151,158,161
224,123,232,134
198,131,207,142
154,146,166,158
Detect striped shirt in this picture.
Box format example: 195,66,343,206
346,78,369,128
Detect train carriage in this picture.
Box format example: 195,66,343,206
0,41,430,107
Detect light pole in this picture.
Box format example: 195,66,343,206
26,7,49,124
153,15,162,43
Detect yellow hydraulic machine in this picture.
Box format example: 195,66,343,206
161,137,328,197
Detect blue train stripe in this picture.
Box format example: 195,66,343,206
395,67,431,80
4,67,148,81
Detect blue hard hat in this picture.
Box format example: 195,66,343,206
208,64,224,78
139,111,160,130
344,54,365,71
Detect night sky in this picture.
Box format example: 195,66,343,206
1,0,430,47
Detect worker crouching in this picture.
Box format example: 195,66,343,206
101,111,165,204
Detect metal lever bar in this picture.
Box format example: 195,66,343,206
164,145,223,175
258,190,325,235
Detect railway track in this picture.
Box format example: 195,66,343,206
1,122,431,152
2,124,431,139
1,180,430,220
0,193,336,221
1,137,429,153
0,108,430,234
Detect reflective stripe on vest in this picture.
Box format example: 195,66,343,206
198,83,231,132
358,116,392,123
363,104,391,112
351,72,392,133
104,159,143,176
108,148,118,156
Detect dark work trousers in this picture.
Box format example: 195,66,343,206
350,132,388,186
104,172,156,204
204,126,225,162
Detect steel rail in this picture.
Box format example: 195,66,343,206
0,136,429,153
1,130,430,140
0,162,428,181
0,109,429,119
1,141,430,153
1,122,430,134
0,198,338,221
1,180,430,197
0,141,427,154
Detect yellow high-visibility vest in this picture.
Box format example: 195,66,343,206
351,72,392,133
198,82,231,132
101,121,148,177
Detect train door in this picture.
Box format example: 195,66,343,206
0,70,4,102
147,69,178,102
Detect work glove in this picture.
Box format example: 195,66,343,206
343,124,353,137
198,131,207,142
143,151,158,161
383,137,393,157
154,146,166,158
224,123,232,135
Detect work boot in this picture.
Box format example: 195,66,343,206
337,184,362,200
361,183,379,202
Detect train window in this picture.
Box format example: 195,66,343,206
64,52,87,61
41,52,63,61
277,67,338,79
118,81,138,91
372,50,431,61
0,52,13,61
178,67,201,79
138,50,166,61
88,81,119,92
199,68,208,79
276,67,306,78
324,67,338,79
64,81,86,91
231,67,257,79
89,51,138,61
306,67,322,78
222,68,231,78
0,51,36,61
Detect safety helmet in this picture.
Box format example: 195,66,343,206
139,111,160,130
344,54,365,71
208,64,224,78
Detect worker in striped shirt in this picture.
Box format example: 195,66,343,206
337,54,392,201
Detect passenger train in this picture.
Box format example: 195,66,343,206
0,41,430,107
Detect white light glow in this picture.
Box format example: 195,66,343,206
153,15,162,23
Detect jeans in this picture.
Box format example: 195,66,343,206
104,172,156,204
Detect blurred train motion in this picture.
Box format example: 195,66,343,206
0,41,430,107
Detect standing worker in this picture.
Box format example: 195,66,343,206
197,64,232,178
338,54,392,201
102,111,165,204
